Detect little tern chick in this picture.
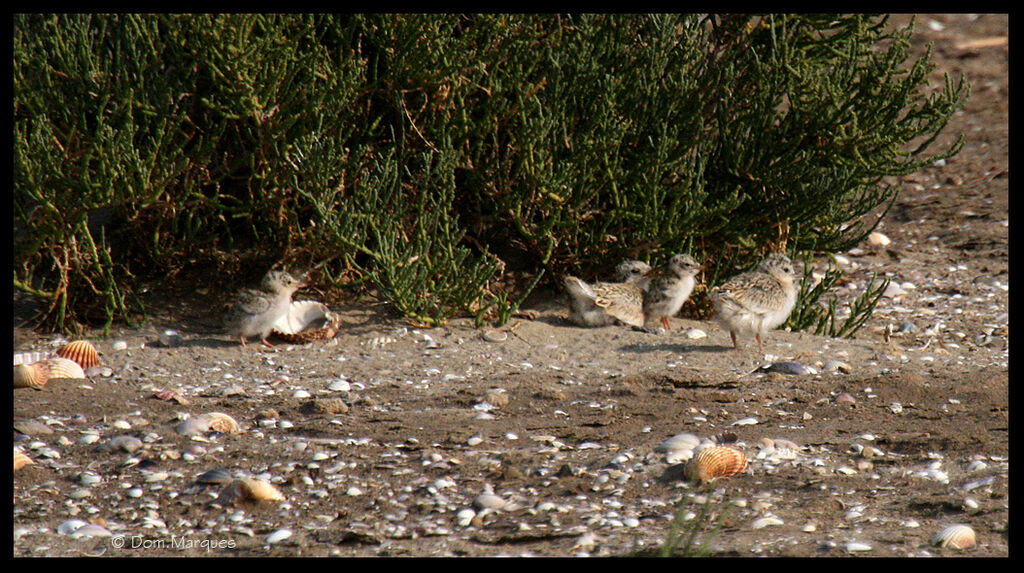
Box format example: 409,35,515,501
564,260,652,328
642,253,703,332
711,252,798,353
226,269,307,348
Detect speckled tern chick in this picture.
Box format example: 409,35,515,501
711,252,798,353
642,253,703,332
563,260,652,328
226,269,307,348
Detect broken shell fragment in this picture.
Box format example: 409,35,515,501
932,524,976,550
56,340,101,369
684,445,748,485
272,301,340,343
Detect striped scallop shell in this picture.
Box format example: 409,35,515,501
14,449,34,473
684,445,748,484
932,524,976,550
56,340,101,369
272,300,340,343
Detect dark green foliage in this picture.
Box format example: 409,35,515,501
13,14,967,333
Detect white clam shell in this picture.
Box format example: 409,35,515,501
265,528,292,544
272,300,338,343
58,519,91,535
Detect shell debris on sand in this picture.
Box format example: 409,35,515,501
684,445,748,485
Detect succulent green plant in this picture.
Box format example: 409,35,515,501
14,14,966,333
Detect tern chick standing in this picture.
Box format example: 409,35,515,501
711,252,798,353
642,254,703,332
226,269,307,348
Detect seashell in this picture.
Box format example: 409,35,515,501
684,445,748,485
58,519,91,535
751,516,784,529
195,468,234,485
95,435,144,454
14,449,34,472
85,366,113,377
13,363,47,390
176,416,210,436
473,492,508,511
178,412,241,436
69,523,113,538
239,477,285,501
13,420,54,436
272,301,340,343
655,433,703,464
44,357,87,380
13,350,53,366
761,361,816,375
932,524,976,550
867,231,891,248
154,388,189,404
56,340,101,369
203,412,241,434
266,528,292,544
482,329,508,343
215,477,286,505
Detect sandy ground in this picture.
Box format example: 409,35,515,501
12,14,1007,558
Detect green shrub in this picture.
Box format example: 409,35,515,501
13,14,967,334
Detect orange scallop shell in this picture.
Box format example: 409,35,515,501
684,445,748,484
14,363,48,389
14,449,34,472
56,340,101,369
